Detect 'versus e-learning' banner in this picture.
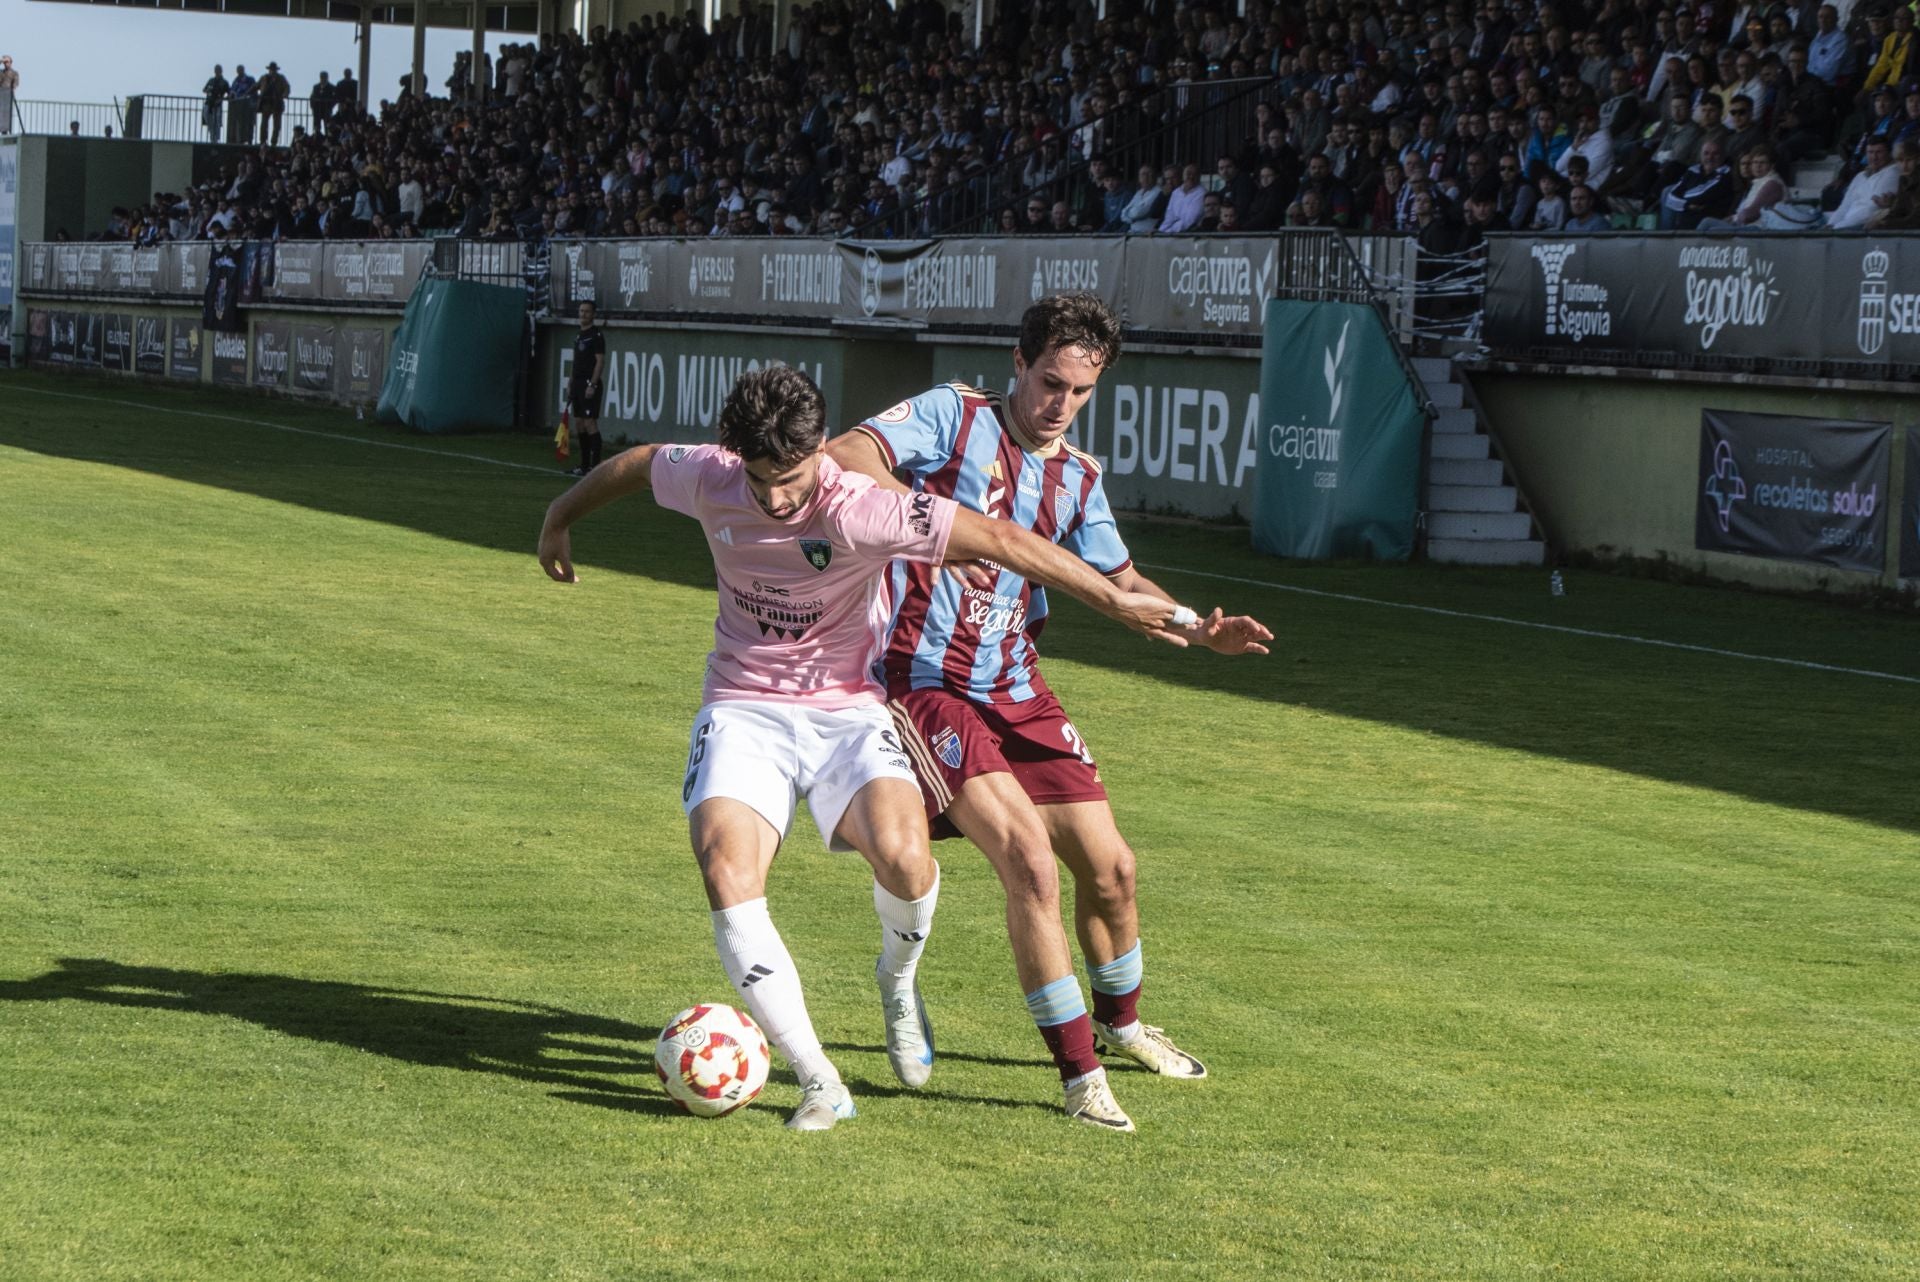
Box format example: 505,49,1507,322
1695,410,1890,574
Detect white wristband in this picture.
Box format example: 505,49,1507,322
1170,606,1199,627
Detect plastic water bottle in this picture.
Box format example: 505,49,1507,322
356,404,365,420
1550,570,1566,597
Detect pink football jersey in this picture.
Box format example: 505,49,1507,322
650,444,957,708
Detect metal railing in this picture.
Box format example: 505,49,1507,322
7,99,127,138
864,76,1276,240
126,94,317,146
0,94,320,144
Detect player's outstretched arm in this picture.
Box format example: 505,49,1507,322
945,507,1189,645
537,443,660,583
1110,565,1273,655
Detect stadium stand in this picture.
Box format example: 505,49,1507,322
70,0,1920,247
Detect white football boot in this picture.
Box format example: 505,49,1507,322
1063,1067,1135,1133
876,960,935,1088
785,1077,857,1132
1092,1021,1209,1079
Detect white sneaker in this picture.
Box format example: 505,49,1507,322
876,961,934,1088
785,1078,856,1132
1093,1020,1208,1079
1063,1067,1135,1133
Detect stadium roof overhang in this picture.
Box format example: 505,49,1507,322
23,0,545,36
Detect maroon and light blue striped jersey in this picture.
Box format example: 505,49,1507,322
854,383,1133,705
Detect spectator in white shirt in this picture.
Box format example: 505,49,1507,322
397,169,424,223
1158,163,1206,232
1830,136,1899,228
1556,108,1616,189
1763,136,1897,228
1123,164,1163,233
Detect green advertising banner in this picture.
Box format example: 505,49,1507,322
377,276,525,434
1253,299,1423,561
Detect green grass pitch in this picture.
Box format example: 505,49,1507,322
1,369,1916,1281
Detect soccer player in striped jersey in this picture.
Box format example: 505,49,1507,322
539,365,1185,1131
828,292,1273,1132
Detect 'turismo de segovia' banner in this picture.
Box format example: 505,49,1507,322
1252,298,1423,561
1487,234,1920,370
1902,428,1920,581
1695,409,1890,574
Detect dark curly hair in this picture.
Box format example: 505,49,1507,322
717,365,827,466
1017,292,1122,372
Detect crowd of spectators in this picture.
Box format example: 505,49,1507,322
81,0,1920,250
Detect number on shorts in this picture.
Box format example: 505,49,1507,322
1060,722,1094,765
683,722,713,802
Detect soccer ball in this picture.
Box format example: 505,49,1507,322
654,1003,771,1117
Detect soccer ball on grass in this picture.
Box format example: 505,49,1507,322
654,1003,771,1117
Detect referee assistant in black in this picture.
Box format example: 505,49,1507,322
568,301,608,475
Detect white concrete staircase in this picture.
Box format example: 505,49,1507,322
1415,357,1546,567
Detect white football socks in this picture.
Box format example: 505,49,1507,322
711,897,837,1086
872,863,939,982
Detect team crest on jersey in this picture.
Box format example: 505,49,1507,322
799,539,833,571
1055,487,1074,525
931,726,963,769
668,445,692,462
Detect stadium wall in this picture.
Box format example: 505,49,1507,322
9,138,194,244
1471,368,1916,592
531,323,1265,520
923,340,1264,520
19,301,399,405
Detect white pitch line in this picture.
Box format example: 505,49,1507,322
4,383,560,474
11,380,1912,686
1141,562,1920,687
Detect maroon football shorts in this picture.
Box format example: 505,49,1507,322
886,686,1107,839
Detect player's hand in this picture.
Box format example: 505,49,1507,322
1191,608,1273,656
1111,591,1188,646
538,524,577,582
942,559,998,590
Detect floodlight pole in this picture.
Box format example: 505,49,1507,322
472,0,488,103
413,0,428,99
357,16,372,109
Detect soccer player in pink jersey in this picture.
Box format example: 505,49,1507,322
537,366,1188,1131
829,293,1273,1131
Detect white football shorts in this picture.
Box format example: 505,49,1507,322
679,700,918,851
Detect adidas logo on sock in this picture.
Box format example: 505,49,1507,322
892,929,926,942
740,964,774,987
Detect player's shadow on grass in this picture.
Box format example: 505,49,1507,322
0,957,680,1116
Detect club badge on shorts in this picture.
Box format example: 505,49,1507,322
799,539,833,571
931,726,963,769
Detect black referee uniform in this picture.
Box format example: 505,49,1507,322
568,322,607,472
